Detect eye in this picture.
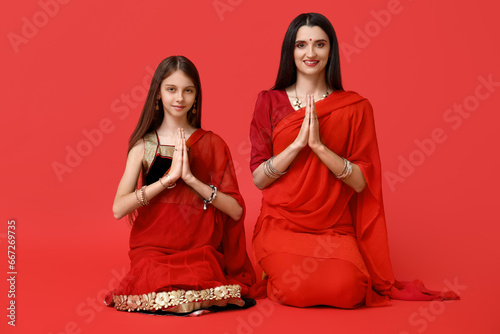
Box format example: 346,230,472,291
295,43,305,49
316,42,326,48
186,88,194,93
166,87,175,92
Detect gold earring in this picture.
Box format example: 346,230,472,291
156,99,160,111
192,100,197,114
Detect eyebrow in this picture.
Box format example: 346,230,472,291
295,39,328,43
163,84,196,89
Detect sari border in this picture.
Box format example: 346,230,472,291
107,284,242,313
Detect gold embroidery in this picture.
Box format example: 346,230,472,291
111,284,242,313
142,132,175,175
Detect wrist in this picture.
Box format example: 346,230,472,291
310,142,326,154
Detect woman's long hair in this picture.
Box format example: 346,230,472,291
127,56,202,153
273,13,343,91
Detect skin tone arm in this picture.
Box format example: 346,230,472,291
252,95,367,193
113,128,243,221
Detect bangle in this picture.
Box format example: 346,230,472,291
263,156,286,179
134,189,142,205
203,185,217,210
269,156,287,176
335,158,353,179
166,173,176,189
140,185,150,206
159,177,167,188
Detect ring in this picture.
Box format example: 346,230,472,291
174,149,179,151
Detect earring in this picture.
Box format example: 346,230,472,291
155,99,160,111
192,100,197,114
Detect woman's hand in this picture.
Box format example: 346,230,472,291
293,101,310,149
307,94,323,151
180,128,195,185
165,128,183,183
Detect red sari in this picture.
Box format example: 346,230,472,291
250,90,459,307
105,129,260,314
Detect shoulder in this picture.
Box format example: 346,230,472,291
342,90,374,115
127,138,145,164
200,130,228,149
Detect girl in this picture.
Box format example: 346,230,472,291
105,56,257,315
249,13,459,308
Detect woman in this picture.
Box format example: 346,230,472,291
105,56,259,315
250,13,459,308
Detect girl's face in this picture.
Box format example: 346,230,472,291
158,70,196,119
293,25,330,77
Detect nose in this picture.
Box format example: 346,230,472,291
306,44,317,58
175,91,184,102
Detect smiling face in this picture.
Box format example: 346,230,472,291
293,25,330,78
158,70,197,120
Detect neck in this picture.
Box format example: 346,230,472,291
295,71,329,95
157,114,191,136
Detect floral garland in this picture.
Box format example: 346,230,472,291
111,284,242,312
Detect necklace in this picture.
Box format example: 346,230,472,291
293,84,329,109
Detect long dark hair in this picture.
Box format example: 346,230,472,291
273,13,343,91
127,56,202,153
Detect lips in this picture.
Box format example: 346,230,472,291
304,60,319,67
172,105,185,111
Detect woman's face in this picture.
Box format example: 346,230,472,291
158,70,196,119
293,25,330,77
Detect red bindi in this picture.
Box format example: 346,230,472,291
309,38,312,41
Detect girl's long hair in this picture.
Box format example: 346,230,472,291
127,56,202,153
273,13,343,91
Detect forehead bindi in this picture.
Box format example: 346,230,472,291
295,25,329,43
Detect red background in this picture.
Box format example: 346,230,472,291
1,0,499,333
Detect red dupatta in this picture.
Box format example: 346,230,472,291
255,91,459,305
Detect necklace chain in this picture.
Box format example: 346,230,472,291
293,84,329,109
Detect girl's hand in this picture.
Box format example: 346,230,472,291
293,100,310,149
180,128,195,185
165,128,183,183
307,95,323,151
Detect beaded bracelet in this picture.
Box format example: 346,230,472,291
203,185,218,210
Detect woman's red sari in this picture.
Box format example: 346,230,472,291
251,90,459,306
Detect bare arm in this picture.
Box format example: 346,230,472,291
112,137,182,220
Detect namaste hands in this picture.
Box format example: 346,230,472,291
294,95,323,151
162,128,195,186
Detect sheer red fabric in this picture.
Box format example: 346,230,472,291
106,129,263,313
250,90,460,307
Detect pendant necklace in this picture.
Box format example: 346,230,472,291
293,84,329,109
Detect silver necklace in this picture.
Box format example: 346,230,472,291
293,85,329,109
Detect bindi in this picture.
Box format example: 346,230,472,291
309,38,312,41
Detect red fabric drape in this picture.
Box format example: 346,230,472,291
252,90,459,306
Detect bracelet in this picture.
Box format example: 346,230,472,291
140,185,150,206
166,173,176,189
161,173,176,189
335,158,353,179
134,189,142,205
159,177,167,188
203,185,217,210
263,156,286,179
